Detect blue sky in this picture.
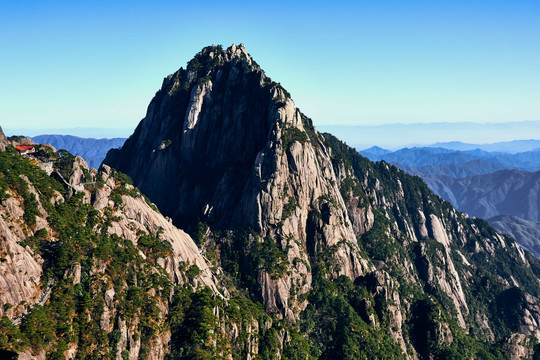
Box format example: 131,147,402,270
1,1,539,139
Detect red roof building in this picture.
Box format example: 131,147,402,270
15,145,36,155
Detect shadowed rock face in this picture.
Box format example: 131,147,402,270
105,44,276,231
105,44,373,318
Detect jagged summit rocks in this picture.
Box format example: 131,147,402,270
105,44,296,228
106,44,276,229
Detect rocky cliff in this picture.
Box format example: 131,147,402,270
103,44,540,359
0,144,226,359
105,44,373,320
0,127,9,151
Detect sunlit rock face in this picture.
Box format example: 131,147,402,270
104,44,374,318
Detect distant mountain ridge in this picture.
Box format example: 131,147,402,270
399,160,508,178
360,144,540,261
489,215,540,260
31,134,126,169
360,146,540,172
319,121,540,150
421,169,540,222
430,139,540,153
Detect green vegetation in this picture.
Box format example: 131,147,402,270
56,149,75,180
302,265,403,359
185,45,227,86
192,221,208,246
169,287,220,359
220,229,289,288
137,232,173,260
300,113,321,148
339,176,369,206
282,196,298,219
0,149,172,357
0,146,65,227
34,144,59,160
321,132,540,356
281,126,308,152
361,209,395,261
406,296,506,360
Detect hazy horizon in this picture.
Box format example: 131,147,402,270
4,119,540,151
1,1,539,141
318,120,540,150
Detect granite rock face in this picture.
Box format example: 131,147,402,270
105,44,373,318
0,126,9,151
0,194,44,319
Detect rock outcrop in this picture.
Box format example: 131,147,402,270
97,164,218,292
0,141,220,359
0,126,9,151
0,195,44,319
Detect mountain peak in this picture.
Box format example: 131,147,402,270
105,44,303,231
194,43,254,67
102,45,540,358
162,44,262,93
360,145,391,155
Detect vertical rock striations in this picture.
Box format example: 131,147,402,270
104,44,373,319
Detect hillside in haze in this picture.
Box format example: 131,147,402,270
362,146,540,260
31,135,126,169
421,170,540,222
489,215,540,260
360,146,540,173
